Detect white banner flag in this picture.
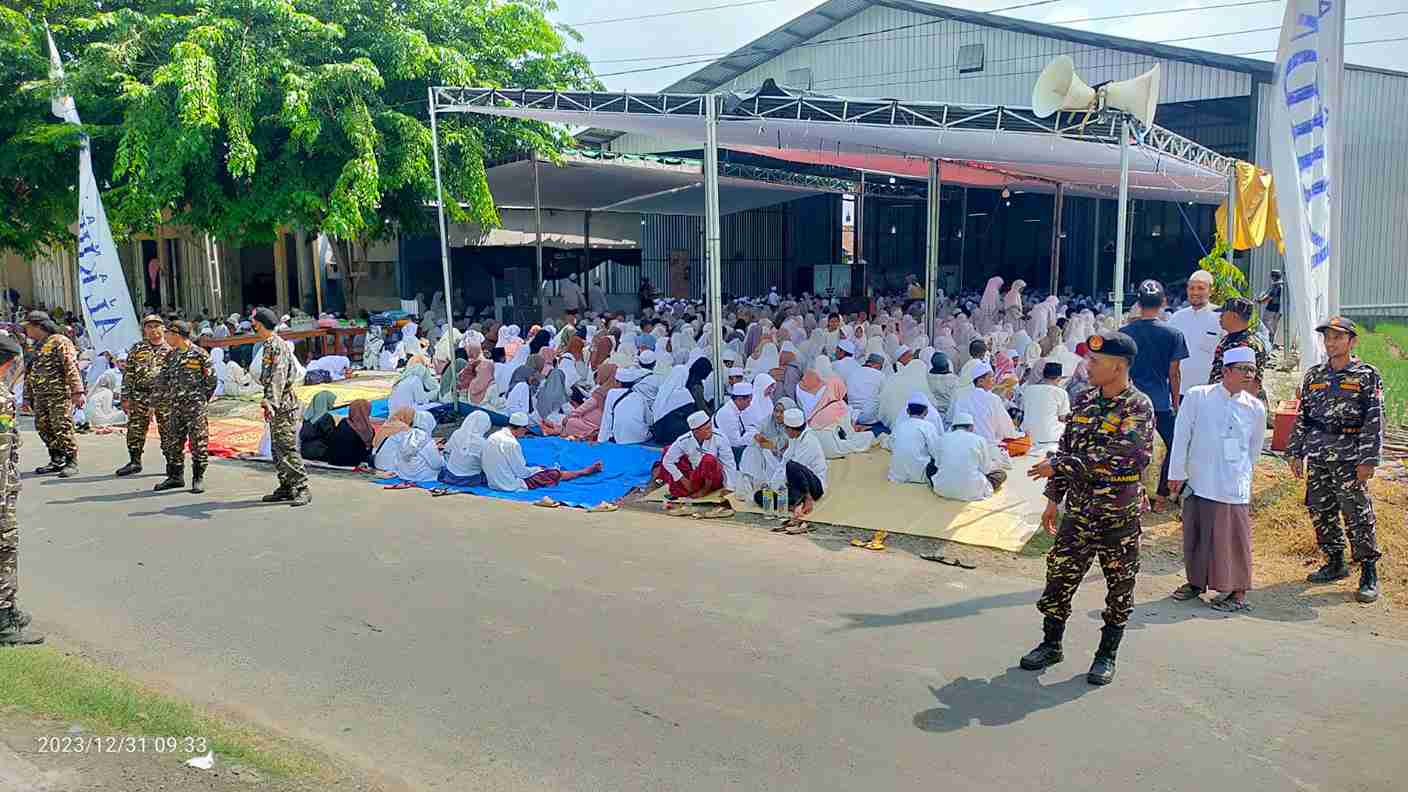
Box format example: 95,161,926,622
47,30,140,358
1269,0,1344,368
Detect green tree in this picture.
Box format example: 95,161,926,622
2,0,597,250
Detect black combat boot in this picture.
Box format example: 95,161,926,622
1357,560,1380,604
57,457,79,478
1307,550,1350,583
262,487,293,503
33,459,64,475
190,465,206,494
0,607,43,646
1019,617,1066,670
288,488,312,507
153,465,185,492
1086,624,1125,686
115,456,143,476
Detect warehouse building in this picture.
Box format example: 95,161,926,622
581,0,1408,315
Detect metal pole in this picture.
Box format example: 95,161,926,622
1091,198,1101,297
427,87,458,411
856,172,865,297
582,210,591,316
957,187,967,293
532,153,544,321
1049,184,1065,296
924,159,941,337
704,95,725,407
1113,117,1132,319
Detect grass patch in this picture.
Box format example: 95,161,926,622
1355,322,1408,427
0,647,325,779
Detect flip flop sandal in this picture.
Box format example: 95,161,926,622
692,506,736,520
1170,584,1206,601
588,502,619,513
1210,597,1251,613
924,555,977,569
851,531,888,551
534,496,560,508
770,522,790,533
784,522,814,535
383,482,417,491
430,488,460,497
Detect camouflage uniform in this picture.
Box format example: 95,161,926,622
0,380,20,615
122,339,171,461
26,334,83,464
1287,358,1383,562
1208,328,1268,385
259,334,308,493
1037,384,1155,627
159,343,217,477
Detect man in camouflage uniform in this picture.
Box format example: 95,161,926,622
1022,330,1154,686
1287,317,1384,603
116,315,171,477
1209,297,1270,406
154,321,217,494
0,335,42,645
21,311,84,477
252,309,310,506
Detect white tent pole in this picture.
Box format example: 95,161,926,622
925,159,941,338
1113,118,1132,319
427,87,458,411
856,172,865,297
704,95,725,407
1049,184,1065,296
532,153,544,319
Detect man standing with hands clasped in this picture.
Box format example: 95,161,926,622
1023,331,1154,686
252,309,311,506
1166,346,1265,611
1287,317,1384,603
153,321,217,494
115,315,171,477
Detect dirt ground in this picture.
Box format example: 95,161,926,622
0,707,393,792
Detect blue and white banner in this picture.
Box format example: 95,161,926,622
1269,0,1344,367
47,30,140,357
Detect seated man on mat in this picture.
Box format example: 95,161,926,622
656,410,738,498
931,411,1007,502
483,412,603,492
763,408,829,526
888,393,944,485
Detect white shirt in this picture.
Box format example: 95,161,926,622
834,356,860,384
845,366,886,425
770,428,828,491
444,422,490,477
635,373,663,423
661,430,739,490
392,429,445,482
305,355,351,381
949,387,1017,444
713,398,753,449
388,376,434,415
1168,303,1223,394
482,428,540,491
1019,383,1071,445
931,429,1002,501
598,389,651,444
1167,383,1266,505
888,416,943,484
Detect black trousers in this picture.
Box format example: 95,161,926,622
754,461,826,508
1154,409,1175,498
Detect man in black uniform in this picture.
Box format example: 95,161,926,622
1287,317,1384,603
1023,331,1155,685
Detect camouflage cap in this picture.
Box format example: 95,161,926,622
23,310,50,324
142,314,165,326
1315,316,1358,336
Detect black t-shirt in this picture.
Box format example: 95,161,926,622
1120,318,1189,412
1266,283,1283,312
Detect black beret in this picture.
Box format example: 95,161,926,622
1087,331,1139,360
252,308,280,331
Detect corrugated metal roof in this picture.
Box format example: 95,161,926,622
580,0,1404,145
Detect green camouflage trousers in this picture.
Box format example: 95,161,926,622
32,392,76,462
1037,516,1141,627
162,407,209,475
126,395,167,459
0,492,16,612
1306,461,1380,563
269,407,308,493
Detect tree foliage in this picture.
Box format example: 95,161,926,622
1,0,598,252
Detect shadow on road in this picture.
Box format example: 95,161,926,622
833,589,1039,632
48,490,186,506
37,473,162,485
127,500,282,520
913,666,1095,732
1113,580,1340,629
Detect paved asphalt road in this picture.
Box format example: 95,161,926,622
17,432,1408,791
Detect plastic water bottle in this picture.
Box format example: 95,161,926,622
760,485,776,519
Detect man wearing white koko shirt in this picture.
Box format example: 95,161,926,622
1168,270,1223,395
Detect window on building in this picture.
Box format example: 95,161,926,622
957,44,985,74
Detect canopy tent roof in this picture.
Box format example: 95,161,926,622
436,84,1235,204
485,150,832,216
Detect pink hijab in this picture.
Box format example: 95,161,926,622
808,378,850,428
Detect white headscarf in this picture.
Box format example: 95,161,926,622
743,372,776,429
879,359,936,430
653,364,693,418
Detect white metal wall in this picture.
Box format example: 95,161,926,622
611,5,1252,154
1250,70,1408,320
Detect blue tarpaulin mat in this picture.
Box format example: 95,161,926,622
371,436,663,508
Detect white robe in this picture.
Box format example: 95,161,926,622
843,366,886,425
770,428,828,492
482,428,540,492
888,416,943,484
1167,383,1265,504
931,429,1002,501
1018,383,1071,446
712,399,754,451
949,387,1017,444
598,389,650,444
391,428,445,482
445,412,492,478
305,355,351,381
388,375,436,415
1168,303,1223,395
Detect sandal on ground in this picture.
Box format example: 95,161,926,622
770,523,789,533
1210,595,1251,613
850,531,888,551
691,506,735,520
588,502,619,513
534,496,560,508
784,521,814,535
383,482,417,491
1170,583,1206,601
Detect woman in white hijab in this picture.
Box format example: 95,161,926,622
433,326,462,373
746,341,779,378
440,410,492,486
211,347,227,397
977,276,1004,332
652,364,693,425
85,369,127,427
878,359,943,434
1004,279,1026,323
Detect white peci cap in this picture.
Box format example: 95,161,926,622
687,410,710,430
783,408,806,428
509,412,532,427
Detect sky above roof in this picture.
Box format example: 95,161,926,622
555,0,1408,93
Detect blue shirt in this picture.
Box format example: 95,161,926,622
1120,318,1189,412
